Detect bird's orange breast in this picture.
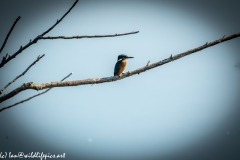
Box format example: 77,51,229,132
115,60,127,76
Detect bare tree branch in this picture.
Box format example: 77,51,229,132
41,0,78,36
0,16,21,54
0,0,138,69
0,54,45,94
0,0,79,68
39,31,140,40
0,73,72,113
1,31,239,103
0,31,139,69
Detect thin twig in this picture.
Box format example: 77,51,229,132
146,60,150,66
0,54,45,94
41,0,78,36
0,73,72,112
0,0,79,68
1,31,239,103
39,31,140,40
0,16,21,53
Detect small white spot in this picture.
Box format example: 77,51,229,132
88,138,92,142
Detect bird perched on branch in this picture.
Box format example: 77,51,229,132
114,54,134,76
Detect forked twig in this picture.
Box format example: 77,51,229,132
0,0,139,68
0,73,72,112
0,54,45,94
0,0,79,68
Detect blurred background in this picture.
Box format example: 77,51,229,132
0,0,240,159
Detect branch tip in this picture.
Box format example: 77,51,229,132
146,60,150,66
0,16,21,53
41,0,79,36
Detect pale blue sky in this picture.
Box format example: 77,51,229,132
0,1,240,160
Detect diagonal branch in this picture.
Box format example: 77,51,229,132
0,0,79,68
0,73,72,113
0,31,239,103
41,0,78,36
39,31,140,40
0,54,45,94
0,16,21,54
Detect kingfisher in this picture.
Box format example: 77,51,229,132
114,54,134,76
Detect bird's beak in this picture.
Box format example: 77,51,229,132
127,56,134,59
